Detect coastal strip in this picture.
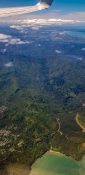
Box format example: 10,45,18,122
49,149,65,157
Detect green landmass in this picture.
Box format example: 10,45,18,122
0,52,85,171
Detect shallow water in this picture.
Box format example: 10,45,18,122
30,152,85,175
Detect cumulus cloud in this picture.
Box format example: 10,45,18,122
9,18,83,33
18,18,81,25
8,16,85,36
82,48,85,51
8,16,85,39
55,50,62,54
4,62,13,68
0,33,29,45
0,34,10,41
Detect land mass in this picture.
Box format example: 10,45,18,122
0,25,85,173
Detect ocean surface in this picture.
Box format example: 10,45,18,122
30,152,85,175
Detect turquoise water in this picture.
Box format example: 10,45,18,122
30,152,85,175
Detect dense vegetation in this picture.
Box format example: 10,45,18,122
0,25,85,172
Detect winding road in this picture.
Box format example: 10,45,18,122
76,113,85,132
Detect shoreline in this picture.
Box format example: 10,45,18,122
1,149,84,175
49,149,65,157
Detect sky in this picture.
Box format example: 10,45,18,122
0,0,84,12
0,0,85,25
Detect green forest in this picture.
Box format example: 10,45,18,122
0,50,85,169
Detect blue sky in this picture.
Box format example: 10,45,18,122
0,0,84,12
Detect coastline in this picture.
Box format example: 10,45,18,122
2,149,84,175
49,149,64,156
48,149,66,157
29,149,84,175
49,149,77,161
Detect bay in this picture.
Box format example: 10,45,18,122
30,151,85,175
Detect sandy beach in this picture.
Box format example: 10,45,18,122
49,150,65,157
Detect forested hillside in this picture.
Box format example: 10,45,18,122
0,25,85,169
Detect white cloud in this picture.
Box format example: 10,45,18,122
4,62,13,68
38,44,41,47
82,48,85,51
0,33,29,45
9,18,83,33
0,34,11,42
55,50,62,54
77,57,83,61
18,18,81,25
31,26,41,30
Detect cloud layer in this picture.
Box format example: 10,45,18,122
9,17,84,31
0,33,29,45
